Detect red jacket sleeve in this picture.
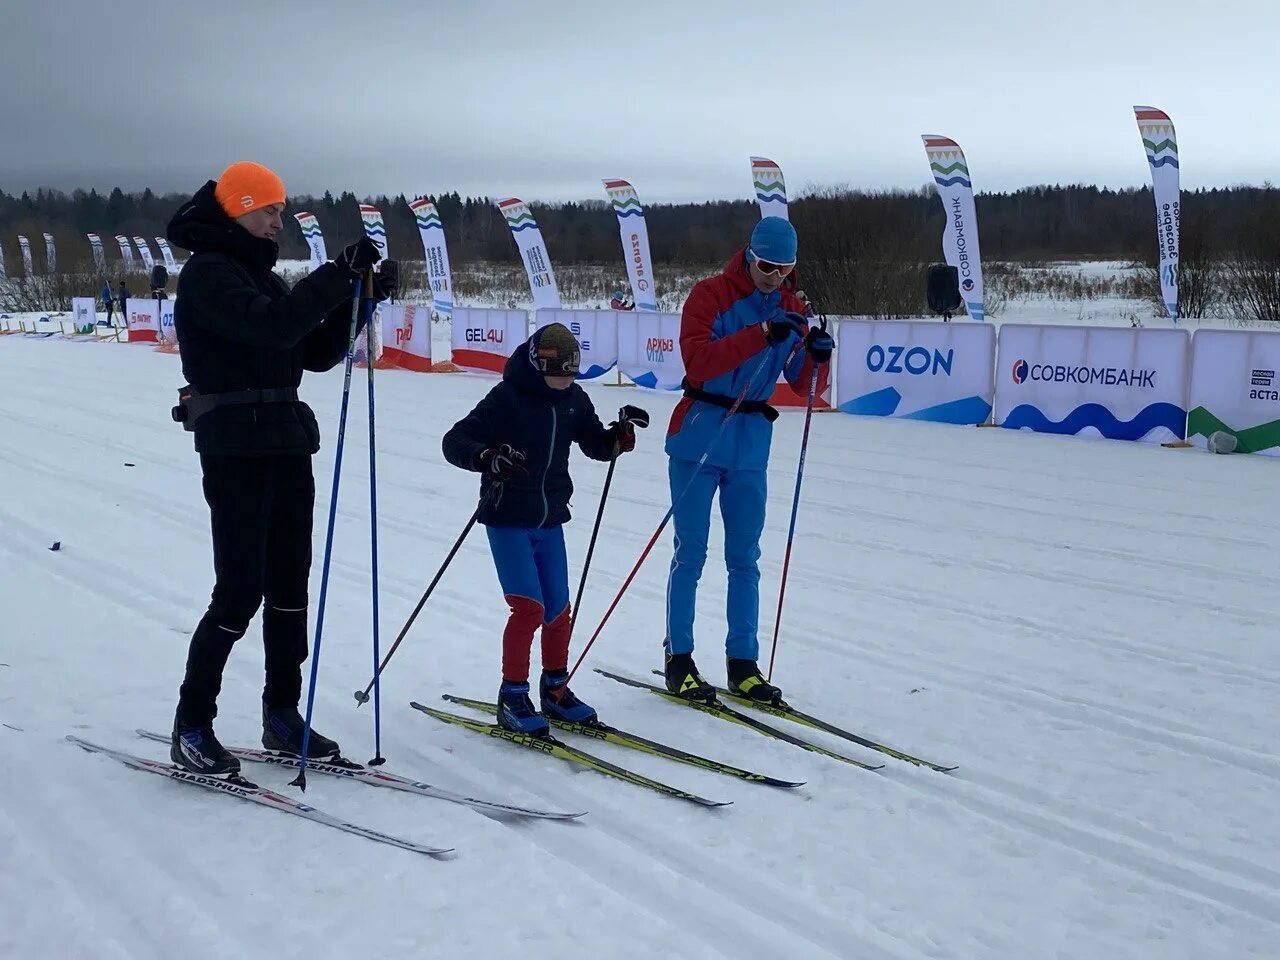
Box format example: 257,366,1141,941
680,278,769,385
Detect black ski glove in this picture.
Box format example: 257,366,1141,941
371,260,400,303
606,404,650,455
763,311,807,344
335,237,382,276
475,444,528,480
805,320,834,364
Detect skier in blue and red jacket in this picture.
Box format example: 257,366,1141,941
443,323,649,735
662,216,833,704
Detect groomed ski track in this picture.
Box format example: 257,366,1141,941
3,336,1280,959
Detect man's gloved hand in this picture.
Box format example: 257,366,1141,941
762,311,807,344
371,260,399,302
475,444,528,480
805,321,834,364
336,237,382,275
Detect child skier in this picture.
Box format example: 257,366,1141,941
443,322,648,736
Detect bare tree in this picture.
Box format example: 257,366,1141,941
1223,195,1280,323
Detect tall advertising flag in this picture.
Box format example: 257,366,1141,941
750,157,788,220
922,135,986,322
293,212,327,269
115,235,135,270
359,204,389,257
496,197,561,310
155,237,179,272
132,237,156,271
43,233,56,273
602,179,658,311
1135,106,1180,322
18,236,33,277
88,233,106,271
409,197,455,318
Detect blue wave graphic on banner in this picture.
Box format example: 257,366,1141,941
901,396,992,425
933,176,973,188
838,388,991,424
614,208,644,220
630,371,659,389
419,222,444,233
755,191,787,203
364,226,387,238
575,362,614,381
508,222,539,233
1148,156,1180,169
837,387,901,417
1001,402,1187,440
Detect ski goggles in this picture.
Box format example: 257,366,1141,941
748,250,796,277
530,343,581,375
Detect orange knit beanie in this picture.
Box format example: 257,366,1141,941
214,161,286,218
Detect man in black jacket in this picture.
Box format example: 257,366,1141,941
167,160,389,777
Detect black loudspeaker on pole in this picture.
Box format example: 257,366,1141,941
926,263,962,321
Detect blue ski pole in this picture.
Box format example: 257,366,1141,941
291,273,365,791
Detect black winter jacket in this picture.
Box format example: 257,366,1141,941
443,335,616,527
167,181,360,457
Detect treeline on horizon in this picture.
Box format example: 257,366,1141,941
1,182,1278,279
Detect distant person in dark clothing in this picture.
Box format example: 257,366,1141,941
117,280,129,322
165,160,394,778
100,281,115,326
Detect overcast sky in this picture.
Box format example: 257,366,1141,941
1,0,1275,202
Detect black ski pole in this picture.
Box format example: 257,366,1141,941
364,269,384,767
568,406,649,639
354,490,490,706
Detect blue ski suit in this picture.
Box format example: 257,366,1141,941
664,250,827,661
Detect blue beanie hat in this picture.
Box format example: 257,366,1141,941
748,216,797,264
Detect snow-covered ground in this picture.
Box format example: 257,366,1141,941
3,335,1280,960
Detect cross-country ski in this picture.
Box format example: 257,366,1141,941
67,736,453,857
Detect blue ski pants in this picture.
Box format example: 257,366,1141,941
485,525,572,683
664,457,767,661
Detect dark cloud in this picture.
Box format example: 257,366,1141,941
1,0,1276,201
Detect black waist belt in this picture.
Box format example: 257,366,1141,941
171,385,298,431
681,379,778,422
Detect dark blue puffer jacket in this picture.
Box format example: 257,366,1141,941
442,332,615,527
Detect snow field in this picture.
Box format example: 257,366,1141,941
2,336,1279,959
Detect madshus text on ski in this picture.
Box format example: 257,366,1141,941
73,161,950,855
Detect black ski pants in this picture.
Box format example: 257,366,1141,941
177,454,315,728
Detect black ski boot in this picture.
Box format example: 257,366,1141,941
726,658,783,704
663,651,716,702
261,704,341,760
171,720,241,778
